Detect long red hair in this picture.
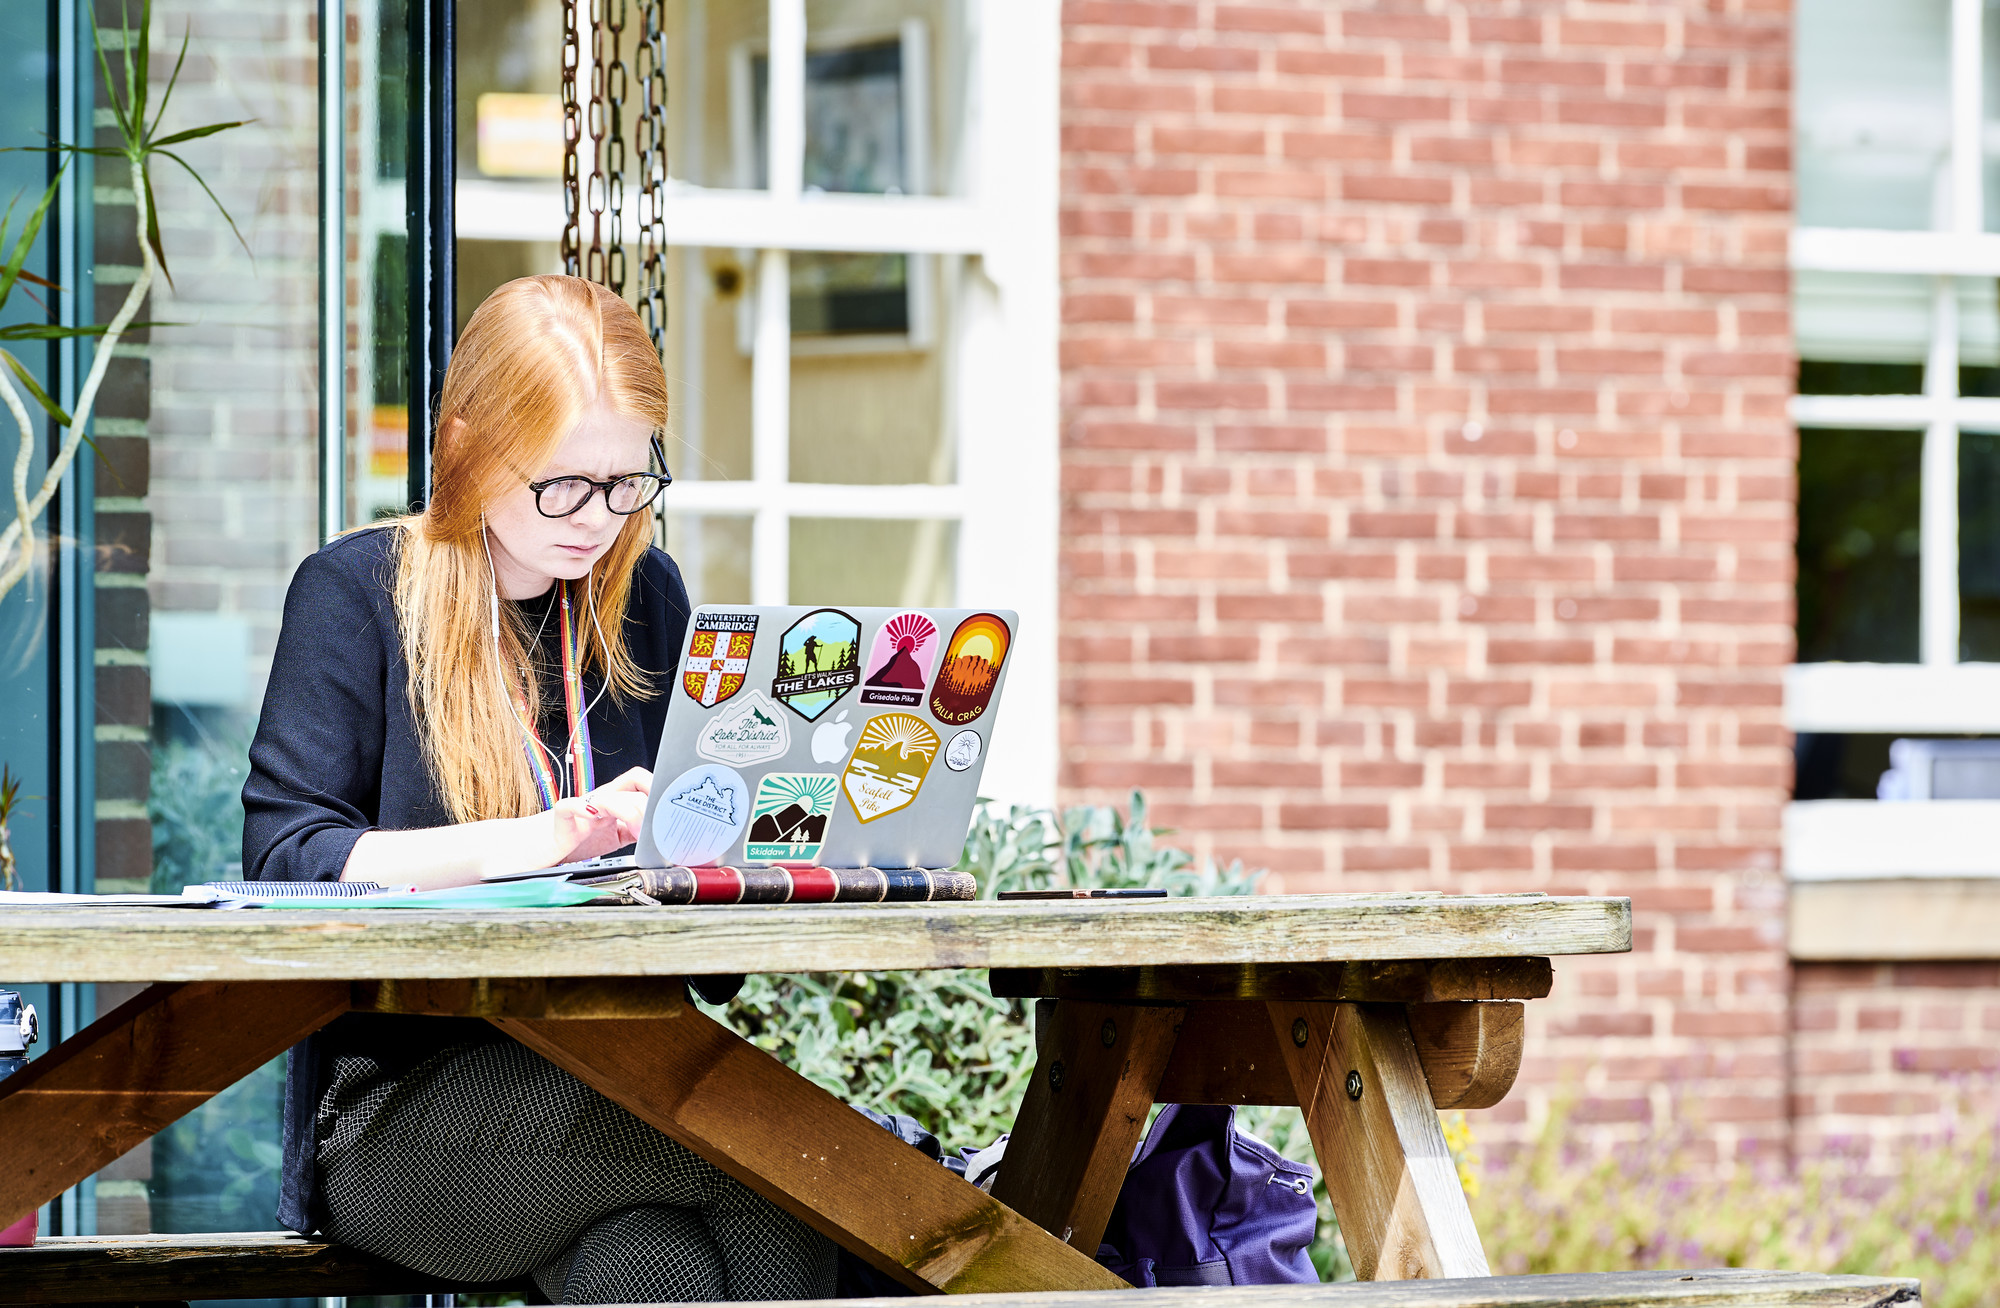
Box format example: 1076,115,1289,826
390,275,666,823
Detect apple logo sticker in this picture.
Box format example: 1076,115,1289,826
812,709,854,764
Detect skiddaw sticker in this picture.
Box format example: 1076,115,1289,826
841,712,940,823
744,772,838,865
652,763,749,866
695,689,790,766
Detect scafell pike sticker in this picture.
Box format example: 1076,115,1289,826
682,611,758,708
695,689,790,766
772,608,861,722
841,712,940,823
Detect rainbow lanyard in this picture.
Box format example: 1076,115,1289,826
512,581,596,810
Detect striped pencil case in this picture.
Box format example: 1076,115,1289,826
575,865,975,905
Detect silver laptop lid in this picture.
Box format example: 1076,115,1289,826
638,605,1018,871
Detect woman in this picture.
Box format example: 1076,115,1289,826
243,275,836,1303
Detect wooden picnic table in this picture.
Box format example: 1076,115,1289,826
0,892,1629,1293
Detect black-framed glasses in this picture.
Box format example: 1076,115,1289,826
527,437,674,518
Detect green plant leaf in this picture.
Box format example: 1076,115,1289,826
87,4,135,149
0,347,73,427
154,149,250,262
151,120,252,149
0,166,65,314
149,22,189,141
139,163,170,288
0,321,169,342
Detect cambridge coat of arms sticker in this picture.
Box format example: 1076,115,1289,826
682,611,758,708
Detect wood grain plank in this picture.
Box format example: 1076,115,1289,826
991,1000,1183,1253
1405,1003,1524,1111
990,958,1553,1004
494,1006,1131,1295
0,1232,517,1304
1154,1001,1524,1113
0,895,1630,982
0,982,351,1230
655,1270,1918,1308
1268,1001,1488,1280
353,975,688,1018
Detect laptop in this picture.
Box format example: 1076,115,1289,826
496,604,1017,878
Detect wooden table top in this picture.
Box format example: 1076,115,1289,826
0,892,1629,982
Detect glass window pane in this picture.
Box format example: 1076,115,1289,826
661,512,754,602
1793,272,1934,364
348,0,415,523
135,0,325,1236
790,518,956,606
1796,0,1949,230
1961,431,2000,658
664,246,753,480
789,252,954,484
1797,428,1924,663
672,0,773,189
1797,360,1927,395
802,0,966,196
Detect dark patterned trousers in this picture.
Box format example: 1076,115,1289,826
315,1039,838,1304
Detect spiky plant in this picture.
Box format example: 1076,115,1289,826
0,0,247,602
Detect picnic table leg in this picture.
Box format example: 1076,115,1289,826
0,980,352,1230
496,1002,1131,1295
1266,1000,1490,1281
991,999,1183,1254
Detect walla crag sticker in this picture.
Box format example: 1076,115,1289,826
842,712,940,823
930,613,1010,725
744,772,837,865
772,608,861,721
682,611,758,708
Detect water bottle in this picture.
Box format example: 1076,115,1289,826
0,990,38,1247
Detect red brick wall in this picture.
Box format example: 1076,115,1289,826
1056,0,1796,1155
1793,963,2000,1163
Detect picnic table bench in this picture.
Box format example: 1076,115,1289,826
0,892,1635,1298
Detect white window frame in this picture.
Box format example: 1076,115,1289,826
452,0,1061,808
1789,0,2000,878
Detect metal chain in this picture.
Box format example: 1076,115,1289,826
584,0,609,285
635,0,668,360
604,0,629,295
560,0,581,275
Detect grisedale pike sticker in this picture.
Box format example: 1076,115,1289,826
682,611,758,708
772,608,861,721
860,611,939,707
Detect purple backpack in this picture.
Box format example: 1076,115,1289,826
1095,1103,1320,1287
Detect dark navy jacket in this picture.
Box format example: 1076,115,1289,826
242,525,689,1233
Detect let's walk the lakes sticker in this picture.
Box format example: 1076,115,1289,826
652,763,749,866
842,712,940,822
745,772,837,864
695,689,790,766
682,611,758,708
772,608,861,721
860,611,939,707
930,613,1010,725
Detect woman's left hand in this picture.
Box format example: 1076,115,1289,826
584,766,652,847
